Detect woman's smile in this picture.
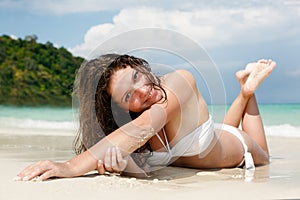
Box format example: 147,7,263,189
145,85,154,102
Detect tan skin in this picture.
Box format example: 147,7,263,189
101,59,273,173
16,59,275,181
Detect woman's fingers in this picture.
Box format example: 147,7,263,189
38,169,55,181
104,147,120,173
97,160,105,175
18,162,42,180
100,147,128,174
116,147,127,171
111,147,118,171
104,147,112,172
17,162,36,179
116,147,123,162
16,160,52,181
15,160,73,181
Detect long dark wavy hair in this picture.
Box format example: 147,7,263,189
73,54,167,167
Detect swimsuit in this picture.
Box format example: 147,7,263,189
214,123,255,169
146,115,255,170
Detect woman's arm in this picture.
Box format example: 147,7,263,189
16,70,195,181
90,71,196,155
16,149,97,181
88,70,195,171
16,107,166,181
96,147,148,177
16,104,172,181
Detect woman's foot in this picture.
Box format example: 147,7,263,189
236,59,267,85
236,59,276,97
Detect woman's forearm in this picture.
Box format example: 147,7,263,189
66,133,142,177
88,130,145,161
66,149,98,177
87,104,169,167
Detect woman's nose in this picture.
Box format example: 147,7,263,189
133,85,148,99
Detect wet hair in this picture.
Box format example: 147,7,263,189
73,54,167,167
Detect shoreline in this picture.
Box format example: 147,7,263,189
0,134,300,199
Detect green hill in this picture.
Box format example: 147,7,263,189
0,35,84,107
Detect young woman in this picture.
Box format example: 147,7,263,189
15,54,275,181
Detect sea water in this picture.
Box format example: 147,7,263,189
0,105,77,136
0,104,299,137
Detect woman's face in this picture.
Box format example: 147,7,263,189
108,66,163,112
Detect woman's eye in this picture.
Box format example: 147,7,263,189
125,93,131,102
133,71,139,80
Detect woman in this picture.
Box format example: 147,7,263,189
15,54,275,181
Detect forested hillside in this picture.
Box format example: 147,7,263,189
0,35,84,106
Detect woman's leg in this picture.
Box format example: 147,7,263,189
223,59,276,155
241,95,269,155
175,60,276,169
222,60,258,127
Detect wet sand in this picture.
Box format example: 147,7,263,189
0,134,300,200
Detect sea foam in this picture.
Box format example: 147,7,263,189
265,124,300,138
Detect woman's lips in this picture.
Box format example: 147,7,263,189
146,86,155,103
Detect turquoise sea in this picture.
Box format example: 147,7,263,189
0,104,299,137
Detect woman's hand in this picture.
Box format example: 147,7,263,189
97,146,128,175
15,160,74,181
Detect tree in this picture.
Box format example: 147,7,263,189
0,35,84,106
24,34,38,42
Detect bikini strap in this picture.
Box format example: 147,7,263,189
155,128,171,153
215,123,255,170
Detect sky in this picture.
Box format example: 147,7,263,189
0,0,299,104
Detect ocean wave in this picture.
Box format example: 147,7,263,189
0,117,77,131
265,124,300,138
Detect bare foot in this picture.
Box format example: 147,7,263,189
236,59,269,86
236,63,255,86
242,59,276,96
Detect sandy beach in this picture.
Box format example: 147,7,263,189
0,134,300,200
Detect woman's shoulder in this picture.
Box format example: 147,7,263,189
164,69,196,87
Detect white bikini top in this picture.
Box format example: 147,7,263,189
147,115,215,166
